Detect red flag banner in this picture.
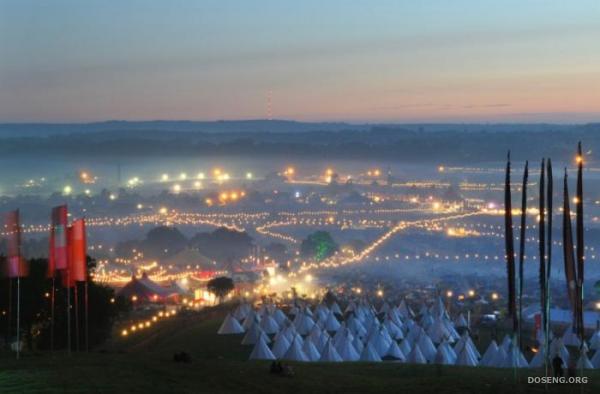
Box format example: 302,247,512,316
51,205,69,270
70,219,87,282
3,209,28,278
62,226,75,288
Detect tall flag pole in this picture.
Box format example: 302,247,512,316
4,209,27,359
539,159,546,340
544,159,553,378
85,279,89,352
48,230,56,353
67,226,79,351
67,219,87,351
562,169,577,330
50,205,70,353
575,143,585,370
7,277,12,350
517,161,528,352
504,152,518,380
504,152,516,330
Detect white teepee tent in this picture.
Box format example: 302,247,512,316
455,344,479,367
320,339,343,362
249,336,276,360
336,336,360,361
360,342,382,362
283,337,309,362
302,337,322,361
480,340,499,367
384,340,406,361
218,313,245,334
406,343,427,364
271,333,291,359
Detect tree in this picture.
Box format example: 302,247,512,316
189,227,253,264
206,276,235,302
0,256,128,351
300,231,338,261
144,226,187,258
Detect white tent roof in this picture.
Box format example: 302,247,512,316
302,337,322,361
406,343,427,364
249,336,276,360
500,335,512,352
360,342,382,362
399,339,412,356
271,333,291,359
309,323,323,341
454,313,468,329
233,303,250,321
283,337,309,362
455,345,479,367
549,337,570,363
427,318,450,344
590,348,600,368
384,318,404,340
529,347,545,368
259,314,280,334
273,308,289,326
347,316,367,337
420,313,434,331
324,312,342,332
241,323,270,345
218,313,245,335
329,302,342,315
480,340,499,367
334,327,354,348
379,301,391,315
434,343,454,365
317,331,330,352
293,312,316,335
430,297,448,319
385,340,406,361
320,339,343,362
352,336,364,354
454,333,481,359
489,346,507,367
336,336,360,361
417,332,438,362
242,311,260,330
398,299,414,319
502,344,528,368
577,352,594,369
588,329,600,350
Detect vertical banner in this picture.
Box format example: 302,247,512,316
70,219,87,282
4,210,28,278
51,205,69,270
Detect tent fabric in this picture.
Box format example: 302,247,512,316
249,336,276,360
218,313,245,334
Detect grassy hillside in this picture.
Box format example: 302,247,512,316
0,306,598,393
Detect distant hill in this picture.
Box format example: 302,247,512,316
0,119,588,138
0,120,599,163
0,120,369,138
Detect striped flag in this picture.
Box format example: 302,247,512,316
3,209,28,278
50,205,69,271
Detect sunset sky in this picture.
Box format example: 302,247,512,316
1,0,599,123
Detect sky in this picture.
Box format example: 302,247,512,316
1,0,600,123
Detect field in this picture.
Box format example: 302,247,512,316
0,306,599,394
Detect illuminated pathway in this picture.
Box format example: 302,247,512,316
292,211,488,275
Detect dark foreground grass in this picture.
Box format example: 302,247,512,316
1,307,599,394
